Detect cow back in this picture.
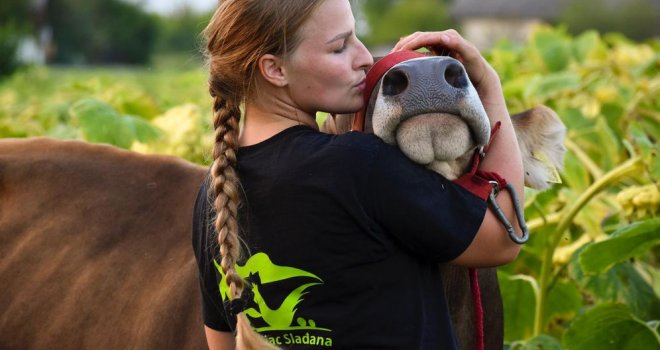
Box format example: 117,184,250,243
0,138,207,350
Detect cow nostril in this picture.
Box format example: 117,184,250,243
382,68,408,96
444,63,468,89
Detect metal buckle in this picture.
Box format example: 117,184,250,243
487,182,529,244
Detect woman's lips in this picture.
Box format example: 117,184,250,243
355,78,366,92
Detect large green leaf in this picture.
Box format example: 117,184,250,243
572,31,607,63
509,335,563,350
563,303,659,350
628,122,659,177
499,272,537,342
123,114,163,143
531,29,573,72
69,98,161,149
523,72,581,102
546,280,583,328
561,152,592,192
570,248,660,321
579,219,660,275
70,97,134,148
593,116,622,169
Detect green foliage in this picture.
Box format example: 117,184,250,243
0,64,210,162
579,219,660,274
490,26,659,348
69,98,162,149
562,303,659,349
359,0,454,48
499,273,537,341
508,335,563,350
0,23,23,78
0,0,30,78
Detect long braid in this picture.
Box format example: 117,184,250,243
210,94,242,295
210,93,279,350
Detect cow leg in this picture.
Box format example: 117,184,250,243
441,265,503,350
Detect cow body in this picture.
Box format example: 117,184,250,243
0,137,507,350
0,138,207,349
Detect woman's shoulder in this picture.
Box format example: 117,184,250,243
326,130,386,153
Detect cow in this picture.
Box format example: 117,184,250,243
0,138,208,349
323,53,566,350
0,137,512,350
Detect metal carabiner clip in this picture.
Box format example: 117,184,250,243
487,181,529,244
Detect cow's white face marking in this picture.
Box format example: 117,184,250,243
369,57,491,179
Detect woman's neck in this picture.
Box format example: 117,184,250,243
240,100,318,147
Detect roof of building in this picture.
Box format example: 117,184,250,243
450,0,660,20
450,0,562,20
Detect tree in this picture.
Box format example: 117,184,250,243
359,0,455,49
45,0,158,64
0,0,33,77
559,0,660,41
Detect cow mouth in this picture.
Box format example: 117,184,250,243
395,112,477,166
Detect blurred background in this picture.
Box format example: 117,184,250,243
1,0,659,70
1,1,658,349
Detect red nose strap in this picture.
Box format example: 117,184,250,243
352,50,427,132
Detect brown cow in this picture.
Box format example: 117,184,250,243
0,138,207,349
0,137,510,350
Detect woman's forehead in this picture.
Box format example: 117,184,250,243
299,0,354,44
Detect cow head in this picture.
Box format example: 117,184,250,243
366,55,490,180
325,53,566,190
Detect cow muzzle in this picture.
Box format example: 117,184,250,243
370,56,491,164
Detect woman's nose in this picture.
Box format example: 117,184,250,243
355,40,374,71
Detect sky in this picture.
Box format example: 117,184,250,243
130,0,218,14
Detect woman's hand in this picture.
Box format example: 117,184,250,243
391,30,504,110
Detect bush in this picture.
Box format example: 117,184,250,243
359,0,454,48
487,26,659,349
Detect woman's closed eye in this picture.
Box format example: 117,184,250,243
332,41,347,54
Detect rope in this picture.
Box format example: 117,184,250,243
469,268,485,350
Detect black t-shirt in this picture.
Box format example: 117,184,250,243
192,125,487,349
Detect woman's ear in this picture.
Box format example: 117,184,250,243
258,54,288,87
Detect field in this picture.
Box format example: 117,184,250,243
1,27,658,349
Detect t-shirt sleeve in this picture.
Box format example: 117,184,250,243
191,179,232,332
364,142,487,262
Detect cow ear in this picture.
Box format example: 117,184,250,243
257,54,288,87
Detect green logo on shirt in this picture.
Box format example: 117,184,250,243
215,252,333,347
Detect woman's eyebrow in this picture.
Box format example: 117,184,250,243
326,30,352,44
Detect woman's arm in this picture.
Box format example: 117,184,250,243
393,30,524,267
205,326,235,350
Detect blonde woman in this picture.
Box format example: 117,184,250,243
192,0,524,349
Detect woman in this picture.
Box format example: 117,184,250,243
192,0,524,349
